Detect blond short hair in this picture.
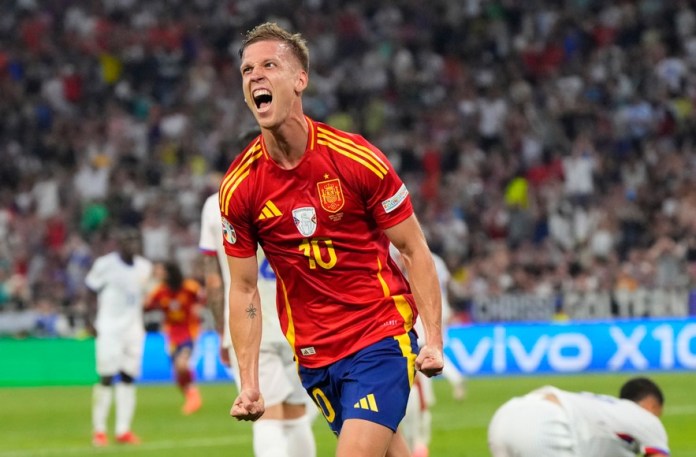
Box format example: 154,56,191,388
239,22,309,72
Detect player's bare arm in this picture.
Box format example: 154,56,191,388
385,214,444,377
226,254,265,421
202,255,225,335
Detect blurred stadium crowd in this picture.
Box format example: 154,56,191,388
2,0,696,336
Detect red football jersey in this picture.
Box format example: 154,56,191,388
146,279,202,347
219,117,417,368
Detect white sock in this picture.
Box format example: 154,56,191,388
284,415,316,457
92,384,113,433
253,419,288,457
115,383,136,436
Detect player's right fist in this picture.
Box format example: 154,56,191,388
230,389,265,421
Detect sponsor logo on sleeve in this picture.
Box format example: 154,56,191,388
221,217,237,244
381,184,409,214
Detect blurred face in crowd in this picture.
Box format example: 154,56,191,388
239,39,308,130
116,230,140,262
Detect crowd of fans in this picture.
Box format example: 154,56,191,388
2,0,696,336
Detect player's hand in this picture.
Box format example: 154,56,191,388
230,388,265,421
415,344,444,378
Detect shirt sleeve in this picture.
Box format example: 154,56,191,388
199,193,221,254
358,141,413,230
85,257,106,292
220,187,257,258
640,419,670,456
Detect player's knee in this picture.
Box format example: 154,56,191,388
120,372,135,384
99,376,114,386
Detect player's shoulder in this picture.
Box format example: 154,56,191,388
134,255,153,270
314,120,369,144
201,192,220,219
313,120,390,178
223,135,264,176
314,120,380,155
93,251,118,266
220,137,264,205
203,192,218,208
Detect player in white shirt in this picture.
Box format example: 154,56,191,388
488,377,670,457
85,228,153,447
200,191,316,457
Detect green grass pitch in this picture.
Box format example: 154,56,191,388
0,372,694,456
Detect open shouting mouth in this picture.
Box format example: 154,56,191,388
253,89,272,113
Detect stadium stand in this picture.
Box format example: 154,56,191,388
2,0,696,335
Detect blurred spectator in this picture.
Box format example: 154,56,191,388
3,0,696,332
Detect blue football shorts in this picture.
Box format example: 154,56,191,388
299,330,418,435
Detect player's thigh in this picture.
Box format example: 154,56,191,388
120,330,145,378
258,344,298,407
336,418,393,457
339,333,416,431
95,334,122,376
299,332,417,436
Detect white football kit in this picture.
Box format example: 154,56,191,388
199,193,307,406
85,252,153,377
488,386,670,457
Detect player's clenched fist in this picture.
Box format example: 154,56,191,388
231,388,265,421
415,344,444,378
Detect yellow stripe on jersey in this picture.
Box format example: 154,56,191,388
317,127,388,170
258,200,283,220
394,332,417,387
220,142,263,214
260,206,274,219
277,273,297,359
265,200,282,216
376,257,390,297
377,257,415,331
393,294,415,332
316,128,388,178
306,116,316,150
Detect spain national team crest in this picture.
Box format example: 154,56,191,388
292,207,317,237
317,178,345,213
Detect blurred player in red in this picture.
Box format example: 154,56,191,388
221,22,444,457
146,261,203,415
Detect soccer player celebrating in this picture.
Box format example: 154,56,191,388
85,227,153,446
146,261,203,415
220,22,444,457
488,377,670,457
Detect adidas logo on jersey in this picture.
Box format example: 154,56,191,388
258,200,282,220
353,394,379,412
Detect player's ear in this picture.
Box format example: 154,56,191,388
295,70,308,93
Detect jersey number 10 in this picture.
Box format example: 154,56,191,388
299,237,337,270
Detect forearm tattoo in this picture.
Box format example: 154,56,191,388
245,303,257,319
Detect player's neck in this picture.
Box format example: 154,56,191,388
119,252,135,265
262,114,308,169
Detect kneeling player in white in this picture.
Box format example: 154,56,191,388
488,377,669,457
